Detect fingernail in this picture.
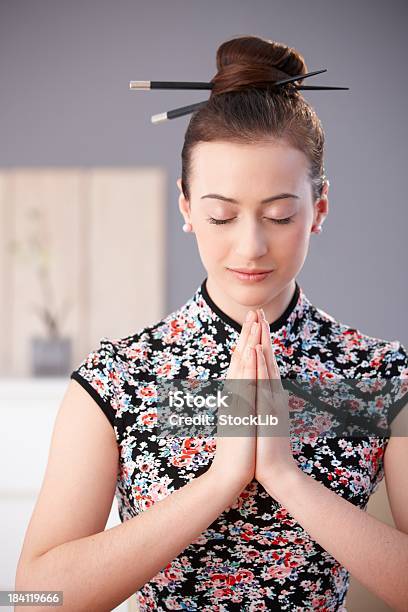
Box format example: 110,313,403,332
251,322,259,334
260,308,267,320
245,310,254,322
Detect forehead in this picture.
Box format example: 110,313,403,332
190,140,310,192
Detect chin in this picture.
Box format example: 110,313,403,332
230,282,276,303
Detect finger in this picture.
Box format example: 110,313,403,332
235,323,259,409
255,344,273,410
226,319,259,427
236,319,261,374
241,342,257,423
258,316,284,394
255,344,281,438
222,315,260,439
228,312,256,379
256,309,276,381
256,312,290,433
238,322,259,403
242,339,257,380
256,343,269,380
225,340,257,439
233,310,257,359
257,313,274,380
256,345,289,436
228,316,258,380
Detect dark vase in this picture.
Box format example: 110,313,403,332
31,337,72,377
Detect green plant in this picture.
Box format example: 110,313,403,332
8,206,71,339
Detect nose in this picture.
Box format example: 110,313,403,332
233,218,269,260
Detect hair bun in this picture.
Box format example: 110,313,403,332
211,35,308,96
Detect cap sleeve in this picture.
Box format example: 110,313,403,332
70,337,117,428
382,340,408,429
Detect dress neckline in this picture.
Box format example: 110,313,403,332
199,276,301,334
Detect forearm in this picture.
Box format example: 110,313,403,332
16,470,241,612
264,467,408,611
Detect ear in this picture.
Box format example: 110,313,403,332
321,179,330,199
313,179,329,227
176,177,192,224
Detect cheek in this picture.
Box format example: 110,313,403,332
288,222,310,246
269,223,311,270
193,224,229,263
270,222,308,248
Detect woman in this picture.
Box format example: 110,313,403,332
15,36,408,611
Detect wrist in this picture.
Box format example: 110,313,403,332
204,467,249,501
259,462,302,503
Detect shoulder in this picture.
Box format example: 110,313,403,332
70,302,202,421
105,300,204,370
307,300,408,427
306,298,408,376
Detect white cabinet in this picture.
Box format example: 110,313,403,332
0,378,138,612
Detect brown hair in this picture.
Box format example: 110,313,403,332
181,35,326,203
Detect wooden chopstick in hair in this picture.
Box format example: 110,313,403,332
130,68,328,92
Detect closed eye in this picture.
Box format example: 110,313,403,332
206,216,294,225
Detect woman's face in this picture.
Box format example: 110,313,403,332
178,139,328,316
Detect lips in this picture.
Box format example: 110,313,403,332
229,268,273,274
227,268,274,282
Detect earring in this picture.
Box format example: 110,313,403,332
182,222,192,232
313,224,323,234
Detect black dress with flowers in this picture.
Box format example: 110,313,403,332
70,278,408,611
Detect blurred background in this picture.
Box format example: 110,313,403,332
0,1,406,610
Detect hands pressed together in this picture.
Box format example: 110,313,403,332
208,308,299,496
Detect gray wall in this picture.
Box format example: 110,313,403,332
1,0,407,346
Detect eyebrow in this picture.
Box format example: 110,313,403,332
200,192,300,204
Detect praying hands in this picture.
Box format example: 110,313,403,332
208,307,299,494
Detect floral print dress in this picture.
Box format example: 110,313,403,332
70,278,408,611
